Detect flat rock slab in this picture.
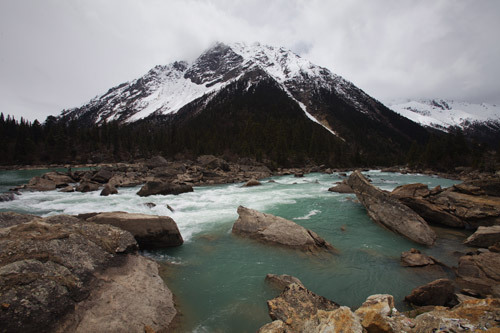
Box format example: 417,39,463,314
86,211,183,249
57,254,176,333
347,170,436,246
401,248,437,267
464,225,500,247
456,251,500,297
232,206,336,253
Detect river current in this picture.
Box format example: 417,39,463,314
0,169,471,332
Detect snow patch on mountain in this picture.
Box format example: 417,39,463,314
387,99,500,130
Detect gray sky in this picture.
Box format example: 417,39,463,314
1,0,499,121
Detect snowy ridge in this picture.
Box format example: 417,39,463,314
387,99,500,130
60,42,377,137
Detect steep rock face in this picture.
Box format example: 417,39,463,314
347,170,436,245
232,206,336,253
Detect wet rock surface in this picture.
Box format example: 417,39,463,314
232,206,336,253
137,180,193,196
265,274,304,290
347,170,436,245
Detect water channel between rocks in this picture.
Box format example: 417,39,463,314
0,170,471,332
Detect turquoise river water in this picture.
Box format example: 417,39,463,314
0,169,472,332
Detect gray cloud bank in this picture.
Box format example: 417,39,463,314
1,0,499,121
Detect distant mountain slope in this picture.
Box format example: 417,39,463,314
387,99,500,130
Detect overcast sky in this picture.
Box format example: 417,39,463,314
1,0,499,121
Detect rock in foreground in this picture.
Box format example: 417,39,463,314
84,211,183,249
404,278,456,307
232,206,336,253
0,212,177,332
347,170,436,246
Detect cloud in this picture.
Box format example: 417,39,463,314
0,0,499,121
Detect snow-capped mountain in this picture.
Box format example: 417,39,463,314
59,42,431,165
387,99,500,130
60,42,397,134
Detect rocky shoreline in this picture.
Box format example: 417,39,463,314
1,160,500,332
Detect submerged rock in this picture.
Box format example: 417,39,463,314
400,248,437,267
100,183,118,196
243,178,261,187
76,180,100,193
137,180,193,197
347,170,436,246
232,206,336,253
85,211,183,249
405,279,456,307
464,225,500,248
0,192,16,202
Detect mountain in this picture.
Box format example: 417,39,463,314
388,99,500,146
57,42,431,166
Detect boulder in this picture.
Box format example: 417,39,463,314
0,215,139,333
76,180,101,193
0,192,16,202
456,251,500,297
354,294,402,333
400,248,437,267
144,155,169,169
456,178,500,197
464,225,500,248
243,179,261,187
404,279,456,306
91,168,114,183
197,155,230,171
137,180,193,197
108,172,144,188
347,170,436,246
328,180,353,193
232,206,336,253
301,307,363,333
26,176,56,191
267,283,339,332
100,183,118,196
41,172,75,187
56,254,177,333
258,320,287,333
85,211,183,249
396,196,465,228
0,211,40,228
430,189,500,228
265,274,304,290
391,183,430,199
59,185,75,192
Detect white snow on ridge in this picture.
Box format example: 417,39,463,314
387,99,500,129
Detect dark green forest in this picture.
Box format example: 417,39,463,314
0,110,496,171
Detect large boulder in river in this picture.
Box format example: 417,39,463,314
100,183,118,196
347,170,436,246
328,180,353,193
0,192,16,202
232,206,336,253
26,176,56,191
85,211,183,249
404,279,456,307
41,171,75,187
76,180,101,192
137,180,193,197
91,168,114,183
464,225,500,247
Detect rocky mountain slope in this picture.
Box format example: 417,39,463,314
56,42,430,166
